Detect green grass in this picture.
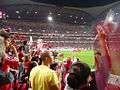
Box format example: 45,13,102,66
56,50,95,69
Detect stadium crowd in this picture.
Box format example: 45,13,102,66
0,26,120,90
0,20,94,49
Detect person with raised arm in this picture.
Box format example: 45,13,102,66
64,31,118,90
0,30,19,90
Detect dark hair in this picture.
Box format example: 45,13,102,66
23,40,28,45
95,52,101,56
50,63,58,70
52,51,57,59
31,56,39,62
18,46,25,51
67,62,91,89
27,61,38,76
31,56,42,65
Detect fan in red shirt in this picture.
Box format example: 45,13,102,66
0,30,19,90
18,46,25,62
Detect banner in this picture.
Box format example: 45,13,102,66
0,11,2,18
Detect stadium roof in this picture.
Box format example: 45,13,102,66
31,0,119,8
0,0,120,17
0,0,120,25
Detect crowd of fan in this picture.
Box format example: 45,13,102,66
0,20,94,49
0,27,120,90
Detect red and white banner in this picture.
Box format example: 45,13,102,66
0,11,2,18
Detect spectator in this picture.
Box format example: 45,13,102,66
31,56,42,65
50,63,62,86
24,54,32,72
29,50,61,90
0,30,19,90
23,40,30,54
18,46,25,62
64,31,113,90
17,46,25,83
64,62,91,90
18,53,31,83
21,61,38,84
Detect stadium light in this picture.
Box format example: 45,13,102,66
16,11,20,14
108,16,113,22
81,17,83,19
27,11,29,14
35,12,37,14
48,16,53,21
29,29,32,32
